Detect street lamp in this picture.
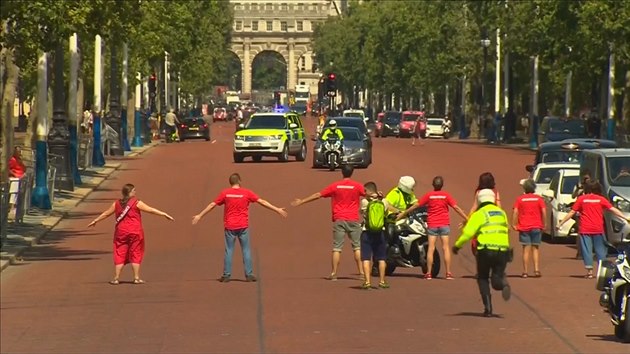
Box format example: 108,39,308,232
480,33,491,138
47,43,74,191
105,41,124,155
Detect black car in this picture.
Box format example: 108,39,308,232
322,117,372,162
179,116,210,141
379,111,402,137
527,138,618,172
291,102,308,115
537,117,587,143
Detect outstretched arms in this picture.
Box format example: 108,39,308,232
137,201,174,220
292,192,321,207
192,202,217,225
257,199,288,217
87,202,116,227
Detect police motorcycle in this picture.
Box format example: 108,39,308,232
442,120,452,139
372,207,441,278
322,136,343,171
596,244,630,342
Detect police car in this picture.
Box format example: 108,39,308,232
233,109,307,163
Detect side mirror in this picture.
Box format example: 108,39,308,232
289,123,298,129
238,123,245,129
525,165,534,173
364,117,369,122
542,189,554,199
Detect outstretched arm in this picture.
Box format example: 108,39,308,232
258,199,288,217
453,205,469,221
137,201,174,220
192,202,217,224
292,192,321,207
396,202,421,221
609,207,630,222
88,202,116,227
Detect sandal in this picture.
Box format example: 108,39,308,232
361,282,371,290
133,279,145,284
109,279,119,285
378,281,390,289
585,272,593,279
534,271,542,278
521,273,528,278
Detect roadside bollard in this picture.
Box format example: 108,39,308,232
132,110,144,147
92,112,106,167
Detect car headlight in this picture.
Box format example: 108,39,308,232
613,196,630,212
268,134,283,140
235,135,245,141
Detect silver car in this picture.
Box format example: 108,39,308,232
312,127,371,169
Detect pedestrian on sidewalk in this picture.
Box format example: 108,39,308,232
292,164,366,281
397,176,468,280
452,189,512,317
88,183,174,285
512,179,545,278
192,173,287,283
558,180,629,279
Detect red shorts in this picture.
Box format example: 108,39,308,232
113,233,145,265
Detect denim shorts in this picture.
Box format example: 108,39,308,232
428,226,450,236
519,229,542,245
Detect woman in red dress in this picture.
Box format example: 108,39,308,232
88,184,173,284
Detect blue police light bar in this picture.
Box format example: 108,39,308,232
273,105,288,113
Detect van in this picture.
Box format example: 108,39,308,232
526,139,618,173
580,149,630,245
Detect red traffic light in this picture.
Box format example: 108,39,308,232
328,73,336,80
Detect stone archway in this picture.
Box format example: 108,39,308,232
224,51,242,92
251,50,288,91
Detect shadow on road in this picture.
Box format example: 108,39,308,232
585,334,625,343
14,229,108,263
448,312,504,319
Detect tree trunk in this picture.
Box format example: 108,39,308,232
127,95,134,138
1,45,19,183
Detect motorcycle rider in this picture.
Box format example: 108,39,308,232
452,189,512,317
321,119,344,141
164,108,181,141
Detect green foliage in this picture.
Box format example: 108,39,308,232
252,52,287,90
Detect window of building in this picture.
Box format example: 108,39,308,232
266,3,273,10
281,21,287,31
301,57,306,70
297,21,303,31
280,3,287,10
251,3,257,10
300,81,306,85
235,21,242,31
266,21,273,31
252,21,259,31
297,3,304,11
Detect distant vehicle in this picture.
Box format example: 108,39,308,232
313,127,371,169
528,139,618,171
225,91,240,105
213,107,227,122
342,109,367,121
294,85,310,104
425,116,447,138
377,111,402,137
523,162,580,195
179,117,210,142
399,111,423,137
291,102,308,115
540,169,581,241
581,148,630,246
538,117,587,143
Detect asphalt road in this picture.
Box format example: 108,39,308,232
1,119,627,353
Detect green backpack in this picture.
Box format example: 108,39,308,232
365,198,386,232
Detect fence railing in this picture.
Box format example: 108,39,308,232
0,181,9,246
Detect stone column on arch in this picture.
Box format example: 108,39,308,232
242,40,252,94
287,40,297,90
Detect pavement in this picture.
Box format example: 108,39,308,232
0,141,160,272
1,121,628,353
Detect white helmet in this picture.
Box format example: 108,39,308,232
329,119,337,128
398,176,416,194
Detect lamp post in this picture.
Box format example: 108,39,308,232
105,41,124,156
47,43,74,191
480,34,491,139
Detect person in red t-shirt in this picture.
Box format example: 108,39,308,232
88,183,174,285
292,165,366,281
558,180,629,278
396,176,467,280
511,179,546,278
192,173,287,283
9,146,26,178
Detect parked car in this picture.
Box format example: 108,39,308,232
540,169,581,242
399,111,423,137
581,149,630,245
179,116,210,142
522,162,580,195
425,116,446,138
537,117,587,144
313,126,371,169
377,111,402,137
528,139,618,172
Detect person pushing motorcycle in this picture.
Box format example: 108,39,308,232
321,120,344,141
383,177,417,257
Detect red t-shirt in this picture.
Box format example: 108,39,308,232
9,156,25,178
320,179,366,222
213,187,260,230
513,193,545,231
417,190,457,228
571,193,613,235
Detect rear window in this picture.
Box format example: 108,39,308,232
402,114,419,122
427,119,443,125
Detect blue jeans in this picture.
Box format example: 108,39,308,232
223,228,253,277
579,234,607,269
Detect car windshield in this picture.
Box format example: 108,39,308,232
541,151,582,163
402,114,419,122
344,112,364,118
245,115,286,129
560,176,579,195
183,117,204,125
328,119,366,132
427,119,443,125
607,156,630,187
536,168,565,184
548,119,585,134
339,129,362,141
295,92,309,98
384,116,400,124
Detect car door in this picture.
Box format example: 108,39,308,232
287,115,300,152
545,173,561,234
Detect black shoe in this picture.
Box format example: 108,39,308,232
502,284,511,301
246,275,257,282
219,276,231,282
483,309,493,317
482,295,493,317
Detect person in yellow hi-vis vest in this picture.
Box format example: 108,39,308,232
452,189,512,317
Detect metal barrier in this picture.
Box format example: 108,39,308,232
78,136,94,170
13,172,33,224
47,155,58,204
0,181,9,246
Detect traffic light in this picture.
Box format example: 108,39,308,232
148,74,157,97
326,73,336,97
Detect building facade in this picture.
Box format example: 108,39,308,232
229,0,344,96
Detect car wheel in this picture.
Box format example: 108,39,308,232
233,153,244,163
279,143,289,162
296,142,307,161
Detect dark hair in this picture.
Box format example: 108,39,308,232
585,180,603,195
432,176,443,191
121,183,135,206
229,173,241,185
477,172,496,191
522,179,536,194
364,181,377,193
341,164,354,178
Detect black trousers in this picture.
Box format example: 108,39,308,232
476,249,509,297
